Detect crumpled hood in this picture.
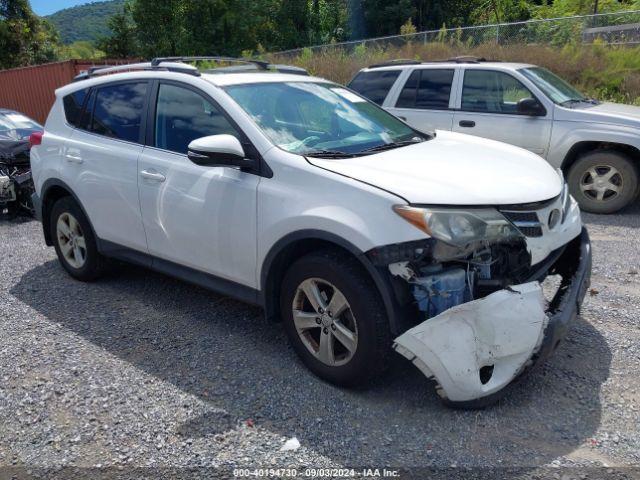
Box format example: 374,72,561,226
307,131,562,205
558,101,640,129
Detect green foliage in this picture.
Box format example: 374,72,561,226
131,0,185,57
57,40,105,59
46,0,126,44
0,0,59,68
96,3,137,58
400,18,417,35
361,0,415,36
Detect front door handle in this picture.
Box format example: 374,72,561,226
398,116,407,121
140,170,166,182
65,154,83,164
458,120,475,128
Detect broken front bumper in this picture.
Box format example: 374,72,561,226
393,227,592,408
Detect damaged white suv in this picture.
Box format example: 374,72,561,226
30,58,591,407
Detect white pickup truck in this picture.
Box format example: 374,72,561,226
349,57,640,214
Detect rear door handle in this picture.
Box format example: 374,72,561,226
64,154,83,164
398,116,407,121
140,169,166,182
458,120,475,128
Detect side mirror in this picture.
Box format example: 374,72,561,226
187,134,255,169
517,97,546,116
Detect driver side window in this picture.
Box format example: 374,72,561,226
155,83,239,154
461,70,535,114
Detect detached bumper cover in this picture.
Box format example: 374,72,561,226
393,227,591,405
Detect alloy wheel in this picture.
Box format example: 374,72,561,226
292,278,358,367
56,212,87,269
580,164,623,202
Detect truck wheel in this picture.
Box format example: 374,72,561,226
280,250,391,386
567,150,638,214
50,196,107,281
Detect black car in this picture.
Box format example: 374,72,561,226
0,109,42,216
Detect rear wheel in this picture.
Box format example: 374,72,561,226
567,150,638,214
280,250,390,386
50,196,107,281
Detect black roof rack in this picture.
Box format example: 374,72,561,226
446,55,488,63
74,56,308,82
73,61,199,81
368,59,422,68
367,55,495,70
150,56,271,70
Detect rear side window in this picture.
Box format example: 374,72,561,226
396,69,454,110
348,70,401,105
88,82,147,143
154,83,239,154
63,88,88,127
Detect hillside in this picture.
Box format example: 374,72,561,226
46,0,125,44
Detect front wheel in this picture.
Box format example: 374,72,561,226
280,250,391,386
567,150,638,214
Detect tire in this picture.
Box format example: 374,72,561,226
50,196,107,281
567,150,638,214
280,249,391,387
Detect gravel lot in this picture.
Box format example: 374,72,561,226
1,206,639,479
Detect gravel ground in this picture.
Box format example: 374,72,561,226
0,206,639,479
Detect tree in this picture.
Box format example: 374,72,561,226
131,0,185,57
0,0,59,69
96,4,138,58
360,0,415,36
347,0,365,39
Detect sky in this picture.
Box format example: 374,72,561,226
31,0,94,16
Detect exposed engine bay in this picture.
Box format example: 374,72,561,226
367,202,590,407
0,140,34,217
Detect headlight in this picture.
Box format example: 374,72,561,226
393,205,523,247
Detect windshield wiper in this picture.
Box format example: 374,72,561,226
358,138,423,154
561,98,588,106
304,149,357,159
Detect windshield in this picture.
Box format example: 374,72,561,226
224,81,426,156
520,67,588,105
0,112,42,140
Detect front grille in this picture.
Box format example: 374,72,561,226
501,211,538,223
516,226,543,237
501,210,543,238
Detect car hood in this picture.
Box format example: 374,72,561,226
558,101,640,128
306,131,562,205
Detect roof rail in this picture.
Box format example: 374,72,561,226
203,63,309,76
446,55,488,63
73,61,199,81
368,59,422,68
73,56,309,82
150,56,270,70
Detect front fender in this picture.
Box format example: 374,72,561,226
549,122,640,168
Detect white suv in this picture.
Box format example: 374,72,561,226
30,57,591,407
349,57,640,213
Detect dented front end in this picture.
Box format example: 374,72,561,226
367,196,591,407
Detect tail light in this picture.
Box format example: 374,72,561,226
29,131,43,148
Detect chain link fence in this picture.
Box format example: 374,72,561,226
274,10,640,58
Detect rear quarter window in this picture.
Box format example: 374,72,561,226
347,70,401,105
62,88,89,127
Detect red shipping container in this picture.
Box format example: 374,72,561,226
0,59,136,124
